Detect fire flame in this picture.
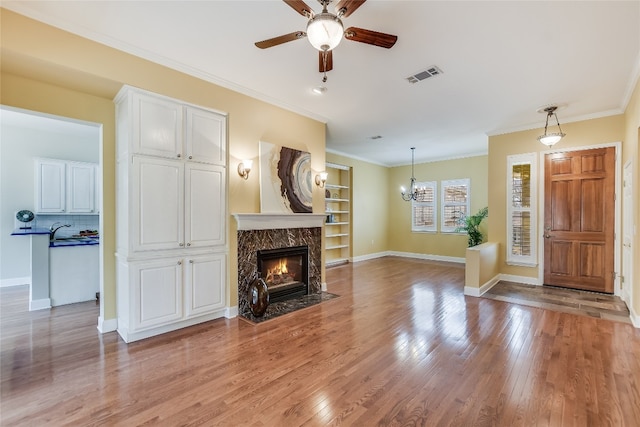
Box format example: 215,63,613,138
269,258,288,275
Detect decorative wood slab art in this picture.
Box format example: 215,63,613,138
259,141,312,213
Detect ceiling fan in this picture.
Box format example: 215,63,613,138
255,0,398,82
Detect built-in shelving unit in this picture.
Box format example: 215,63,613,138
324,162,351,266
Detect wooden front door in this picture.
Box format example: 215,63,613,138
544,147,615,293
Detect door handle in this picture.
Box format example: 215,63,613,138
545,234,551,239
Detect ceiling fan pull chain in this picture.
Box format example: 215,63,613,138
322,50,329,82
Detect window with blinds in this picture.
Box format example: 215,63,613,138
441,179,470,233
507,154,537,266
411,182,437,232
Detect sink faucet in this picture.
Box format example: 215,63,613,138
50,222,71,241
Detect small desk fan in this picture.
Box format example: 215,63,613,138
16,210,35,229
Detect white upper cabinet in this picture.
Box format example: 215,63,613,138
132,91,183,159
129,89,225,165
67,161,96,213
36,159,66,213
35,159,97,214
185,107,226,165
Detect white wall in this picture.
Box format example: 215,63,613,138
0,110,99,283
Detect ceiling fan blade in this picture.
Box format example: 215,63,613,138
319,50,333,72
283,0,314,17
255,31,306,49
344,27,398,49
335,0,366,18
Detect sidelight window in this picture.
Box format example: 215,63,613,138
507,153,537,266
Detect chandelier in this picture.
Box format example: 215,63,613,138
401,147,420,201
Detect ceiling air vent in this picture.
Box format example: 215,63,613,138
406,66,443,84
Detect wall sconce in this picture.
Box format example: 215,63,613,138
237,159,253,180
315,171,328,188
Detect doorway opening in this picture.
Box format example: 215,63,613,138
0,106,104,325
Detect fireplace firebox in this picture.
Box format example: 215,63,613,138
257,245,309,303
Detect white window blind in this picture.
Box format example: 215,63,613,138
411,181,437,232
441,179,470,233
507,153,537,266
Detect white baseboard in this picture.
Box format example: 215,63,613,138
225,306,238,319
464,274,501,297
321,282,327,291
97,316,118,333
118,309,227,343
499,274,540,286
29,298,51,311
387,251,465,265
630,305,640,328
351,251,388,263
1,277,31,287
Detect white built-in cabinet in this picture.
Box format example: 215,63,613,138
115,85,228,343
35,158,97,214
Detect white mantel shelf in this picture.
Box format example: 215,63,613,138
233,213,326,231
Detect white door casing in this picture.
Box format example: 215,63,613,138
622,160,634,305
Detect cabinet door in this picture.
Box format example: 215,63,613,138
132,92,183,159
185,107,226,165
36,159,66,213
185,163,225,248
131,258,183,330
132,156,184,251
185,254,226,317
67,162,96,213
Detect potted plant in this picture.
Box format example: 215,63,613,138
455,206,488,247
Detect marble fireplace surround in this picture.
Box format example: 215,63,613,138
234,214,325,318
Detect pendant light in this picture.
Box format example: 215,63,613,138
537,105,566,147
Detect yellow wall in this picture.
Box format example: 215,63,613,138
326,152,389,258
1,9,326,320
488,114,625,278
387,155,489,259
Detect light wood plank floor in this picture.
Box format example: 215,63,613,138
2,257,640,426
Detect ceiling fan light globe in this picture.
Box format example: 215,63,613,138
307,13,344,51
537,132,565,146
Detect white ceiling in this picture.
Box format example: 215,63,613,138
4,1,639,166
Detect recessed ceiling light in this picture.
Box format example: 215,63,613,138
312,86,327,95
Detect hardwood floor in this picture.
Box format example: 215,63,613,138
2,256,640,426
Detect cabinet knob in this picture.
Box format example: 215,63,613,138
179,243,184,247
188,156,193,160
189,260,194,264
187,243,191,247
177,261,182,265
177,153,181,158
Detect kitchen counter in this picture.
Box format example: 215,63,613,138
50,237,99,248
11,227,50,236
11,227,100,308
